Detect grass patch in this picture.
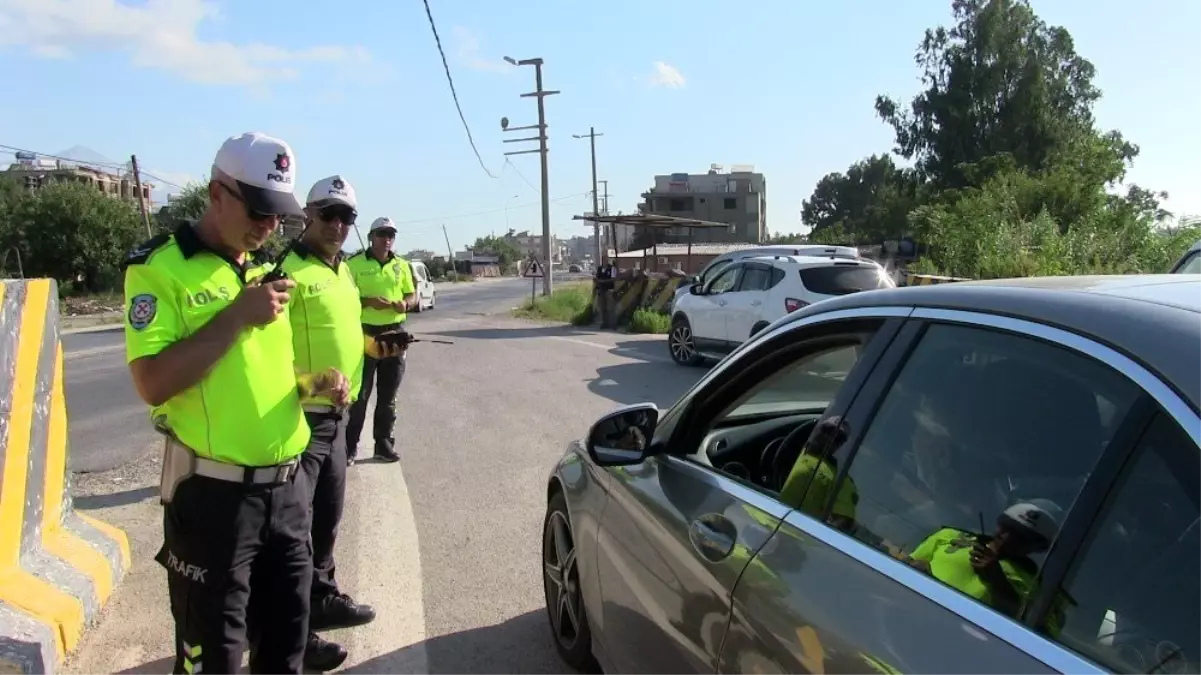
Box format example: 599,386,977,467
514,282,593,325
628,308,671,334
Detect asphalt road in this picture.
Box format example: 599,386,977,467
62,275,587,473
66,274,702,673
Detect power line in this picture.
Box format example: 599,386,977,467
503,157,538,193
421,0,498,180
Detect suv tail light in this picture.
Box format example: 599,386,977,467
785,297,807,313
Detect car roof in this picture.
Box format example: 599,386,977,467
781,274,1201,408
746,254,877,267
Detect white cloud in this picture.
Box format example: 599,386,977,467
452,26,508,74
0,0,377,87
647,61,686,89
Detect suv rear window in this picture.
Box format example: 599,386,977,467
799,265,891,295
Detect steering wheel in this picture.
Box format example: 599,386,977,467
760,418,820,492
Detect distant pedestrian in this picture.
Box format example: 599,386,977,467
595,257,618,328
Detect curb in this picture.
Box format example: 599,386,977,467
0,279,131,674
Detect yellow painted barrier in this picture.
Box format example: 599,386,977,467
0,279,130,674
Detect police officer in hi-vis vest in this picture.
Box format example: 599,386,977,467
123,132,349,674
345,217,416,463
279,175,402,670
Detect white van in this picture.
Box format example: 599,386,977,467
409,260,437,312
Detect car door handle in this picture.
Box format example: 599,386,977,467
716,299,727,306
688,514,737,562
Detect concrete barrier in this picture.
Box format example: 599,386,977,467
593,275,687,328
0,279,130,674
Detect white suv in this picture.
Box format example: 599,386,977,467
668,254,894,366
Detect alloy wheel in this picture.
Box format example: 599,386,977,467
543,510,581,648
669,323,696,363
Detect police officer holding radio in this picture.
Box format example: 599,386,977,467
123,132,347,674
345,217,416,463
279,175,401,670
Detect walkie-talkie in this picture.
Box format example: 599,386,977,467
258,217,314,284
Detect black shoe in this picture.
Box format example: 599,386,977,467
373,449,400,463
311,591,377,631
304,632,348,672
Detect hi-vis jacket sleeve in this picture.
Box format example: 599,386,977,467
124,263,183,364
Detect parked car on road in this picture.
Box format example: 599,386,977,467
669,244,861,314
542,274,1200,674
409,260,436,312
668,254,893,366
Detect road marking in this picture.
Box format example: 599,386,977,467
341,395,428,673
65,345,125,361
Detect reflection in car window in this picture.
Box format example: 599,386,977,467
1049,414,1199,674
831,323,1140,621
708,266,740,294
1173,251,1201,274
724,343,862,419
739,266,773,292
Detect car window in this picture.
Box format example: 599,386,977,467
707,266,741,294
700,258,733,283
721,342,863,420
800,265,894,295
1172,251,1201,274
1047,414,1199,674
810,323,1141,622
738,266,773,292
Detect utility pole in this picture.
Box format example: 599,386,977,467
129,155,152,236
502,56,560,296
599,179,610,255
441,223,455,276
572,128,604,265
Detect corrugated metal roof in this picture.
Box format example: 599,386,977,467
615,243,762,257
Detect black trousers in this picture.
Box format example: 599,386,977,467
301,412,346,602
158,469,312,674
346,323,407,454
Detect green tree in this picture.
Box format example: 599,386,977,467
154,181,287,254
5,182,144,291
471,235,522,268
801,154,920,243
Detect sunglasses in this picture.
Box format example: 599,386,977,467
217,182,277,222
373,229,397,239
317,204,357,225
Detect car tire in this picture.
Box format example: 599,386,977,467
543,490,598,672
668,316,705,367
750,321,771,338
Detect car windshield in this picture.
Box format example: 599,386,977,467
800,265,894,295
722,343,863,419
1173,251,1201,273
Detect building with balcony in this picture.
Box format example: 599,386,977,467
4,151,155,213
632,164,766,247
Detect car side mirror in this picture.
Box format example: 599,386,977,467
689,283,704,295
586,403,659,466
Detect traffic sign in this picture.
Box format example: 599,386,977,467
523,260,545,278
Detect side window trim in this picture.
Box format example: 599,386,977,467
1023,395,1159,629
663,315,908,459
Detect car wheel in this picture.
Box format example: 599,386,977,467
543,491,598,672
668,316,704,366
750,321,770,338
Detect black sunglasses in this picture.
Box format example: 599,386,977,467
372,229,397,239
317,204,357,225
217,182,276,222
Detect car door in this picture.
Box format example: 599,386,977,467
595,309,907,674
724,262,774,343
690,264,742,345
721,309,1199,674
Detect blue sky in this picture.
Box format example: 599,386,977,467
1,0,1197,254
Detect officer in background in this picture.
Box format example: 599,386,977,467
594,255,617,328
123,132,347,674
345,217,416,463
280,176,397,670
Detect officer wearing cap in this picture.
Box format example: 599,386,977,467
279,175,395,670
123,132,344,674
345,217,416,463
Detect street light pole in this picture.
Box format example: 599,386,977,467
502,56,559,296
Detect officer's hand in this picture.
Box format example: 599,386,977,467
391,299,410,312
364,297,391,310
364,335,405,359
235,279,294,326
309,368,351,407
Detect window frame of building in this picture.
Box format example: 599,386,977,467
724,197,738,210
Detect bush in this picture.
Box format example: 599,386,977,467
628,308,670,334
513,282,593,324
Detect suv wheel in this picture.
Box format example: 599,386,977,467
668,316,704,366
